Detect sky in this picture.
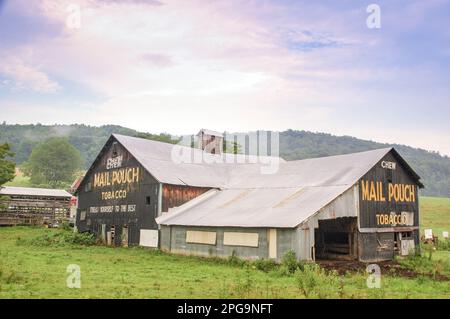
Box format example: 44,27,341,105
0,0,449,155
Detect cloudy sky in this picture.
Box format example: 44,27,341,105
0,0,449,155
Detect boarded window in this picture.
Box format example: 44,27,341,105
223,232,259,247
186,230,217,245
140,229,159,247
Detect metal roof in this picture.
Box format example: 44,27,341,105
113,134,285,188
0,186,72,198
197,129,224,137
157,148,422,228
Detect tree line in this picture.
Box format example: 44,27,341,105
0,124,449,197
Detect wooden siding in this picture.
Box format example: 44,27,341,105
76,136,159,246
162,184,210,213
357,150,420,262
0,196,70,226
359,151,419,230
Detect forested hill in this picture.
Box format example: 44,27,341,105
0,123,449,197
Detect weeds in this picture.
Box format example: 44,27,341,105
0,267,25,285
436,238,450,251
281,250,298,275
16,229,96,247
398,252,449,279
294,263,340,298
254,258,277,273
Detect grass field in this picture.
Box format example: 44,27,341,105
420,197,450,239
0,197,449,299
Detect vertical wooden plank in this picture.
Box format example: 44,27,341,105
268,229,277,259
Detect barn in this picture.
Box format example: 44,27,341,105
75,132,423,262
0,186,72,226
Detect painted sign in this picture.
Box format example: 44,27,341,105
359,153,419,229
381,161,397,170
360,180,416,203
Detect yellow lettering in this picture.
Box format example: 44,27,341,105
399,184,405,202
94,174,100,188
410,185,416,202
370,181,377,201
379,182,386,201
388,184,393,201
362,180,370,201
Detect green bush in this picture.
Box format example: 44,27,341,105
398,253,449,279
61,222,72,231
253,258,278,273
436,238,450,251
281,250,298,275
227,250,246,267
16,230,96,247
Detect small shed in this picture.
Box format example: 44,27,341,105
0,186,72,226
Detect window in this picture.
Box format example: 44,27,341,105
401,232,413,240
80,210,86,221
386,169,393,183
84,182,92,192
146,196,151,205
112,142,119,157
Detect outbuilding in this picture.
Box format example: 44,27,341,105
0,186,72,226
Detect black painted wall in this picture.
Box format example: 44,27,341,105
359,151,419,229
76,136,159,245
357,150,421,262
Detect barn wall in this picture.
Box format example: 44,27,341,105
162,184,210,213
161,225,302,261
76,136,159,246
357,151,420,261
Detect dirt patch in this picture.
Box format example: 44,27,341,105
317,260,449,281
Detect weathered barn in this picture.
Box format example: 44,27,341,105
0,186,72,226
76,133,423,262
75,133,278,246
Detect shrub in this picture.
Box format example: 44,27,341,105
436,238,450,251
16,230,96,247
227,250,246,267
61,222,72,231
281,250,298,275
253,258,278,273
398,252,449,279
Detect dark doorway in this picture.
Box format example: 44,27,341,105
315,217,358,260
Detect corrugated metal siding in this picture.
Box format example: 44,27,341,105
316,185,359,220
165,226,271,259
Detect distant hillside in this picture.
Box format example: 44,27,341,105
0,123,449,197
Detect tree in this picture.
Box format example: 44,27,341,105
23,138,82,188
0,143,15,186
0,143,15,208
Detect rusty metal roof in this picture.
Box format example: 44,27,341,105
0,186,72,198
156,148,419,228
